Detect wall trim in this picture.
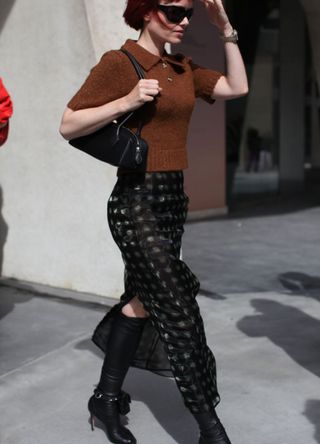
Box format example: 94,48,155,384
187,206,228,222
0,277,115,307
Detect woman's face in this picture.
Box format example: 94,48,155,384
144,0,194,45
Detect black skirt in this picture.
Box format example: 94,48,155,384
92,171,220,413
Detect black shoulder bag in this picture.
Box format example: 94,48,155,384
68,49,148,171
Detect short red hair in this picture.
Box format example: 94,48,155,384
123,0,159,30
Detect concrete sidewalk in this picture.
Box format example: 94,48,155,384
1,197,320,444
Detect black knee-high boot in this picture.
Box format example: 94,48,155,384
88,310,148,444
193,410,232,444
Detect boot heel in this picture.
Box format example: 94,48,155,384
89,412,95,431
88,388,136,443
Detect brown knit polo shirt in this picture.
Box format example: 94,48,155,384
67,39,223,174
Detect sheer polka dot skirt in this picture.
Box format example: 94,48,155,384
92,171,220,413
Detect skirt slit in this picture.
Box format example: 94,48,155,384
92,171,220,413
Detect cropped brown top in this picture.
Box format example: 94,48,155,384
67,39,223,174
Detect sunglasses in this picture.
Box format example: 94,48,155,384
157,5,194,24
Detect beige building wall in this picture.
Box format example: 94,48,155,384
83,0,136,59
0,0,132,297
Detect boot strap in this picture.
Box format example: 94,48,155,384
93,388,131,415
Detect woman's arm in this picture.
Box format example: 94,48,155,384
59,79,162,141
200,0,249,99
60,97,131,141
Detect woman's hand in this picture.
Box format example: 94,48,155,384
199,0,233,35
124,79,162,111
197,0,248,99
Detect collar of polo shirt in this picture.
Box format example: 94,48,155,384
121,39,186,72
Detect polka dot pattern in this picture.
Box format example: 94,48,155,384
92,171,220,413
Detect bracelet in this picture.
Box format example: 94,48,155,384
219,28,238,43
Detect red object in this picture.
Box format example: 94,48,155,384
0,123,9,146
0,78,13,146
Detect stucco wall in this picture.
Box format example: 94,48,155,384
0,0,133,297
83,0,137,60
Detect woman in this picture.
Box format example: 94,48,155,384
60,1,248,443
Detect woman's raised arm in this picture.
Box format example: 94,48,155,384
200,0,249,100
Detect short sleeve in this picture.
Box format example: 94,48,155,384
187,58,223,104
67,50,126,111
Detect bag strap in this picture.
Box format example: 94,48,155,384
121,49,145,80
119,49,146,136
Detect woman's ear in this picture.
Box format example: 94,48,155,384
143,13,151,23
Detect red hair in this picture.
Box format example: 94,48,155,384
123,0,159,30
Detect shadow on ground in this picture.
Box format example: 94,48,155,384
0,283,32,321
127,368,197,444
76,337,105,359
304,400,320,444
199,288,226,300
0,187,9,278
0,0,15,34
279,272,320,301
0,283,108,376
237,299,320,378
0,280,107,315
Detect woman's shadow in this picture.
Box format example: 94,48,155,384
304,400,320,444
0,186,8,278
125,368,198,444
279,271,320,302
237,299,320,378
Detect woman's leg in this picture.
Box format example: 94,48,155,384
193,411,232,444
97,307,148,396
108,172,220,412
96,296,148,398
122,258,232,443
88,306,148,444
121,295,150,318
106,172,231,442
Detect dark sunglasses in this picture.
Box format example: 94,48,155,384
157,5,194,24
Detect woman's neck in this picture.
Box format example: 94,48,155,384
136,31,165,57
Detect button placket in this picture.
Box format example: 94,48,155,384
161,59,173,82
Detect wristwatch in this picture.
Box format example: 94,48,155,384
220,28,238,43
